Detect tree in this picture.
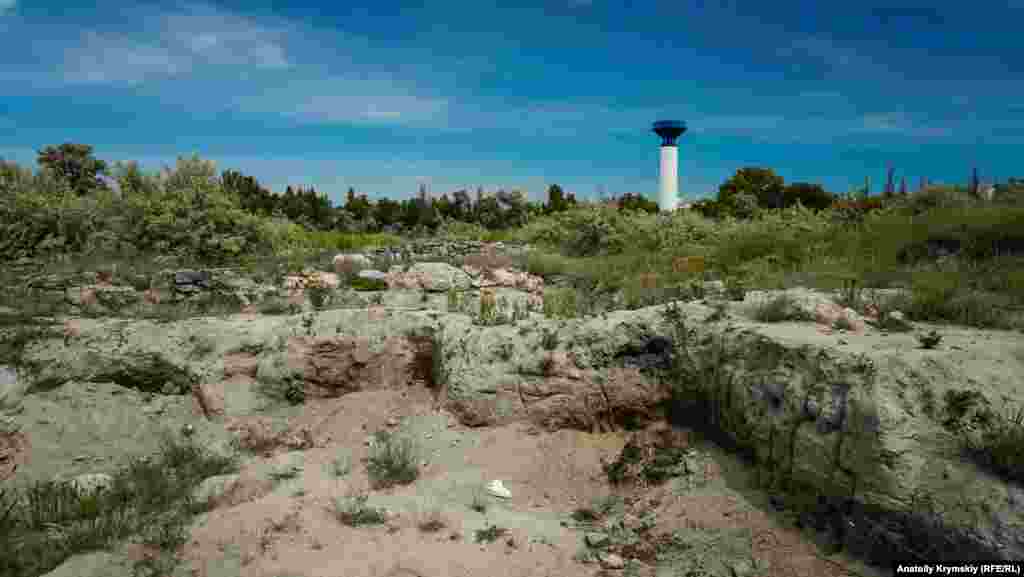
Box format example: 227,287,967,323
782,182,834,211
36,142,109,196
545,183,570,213
718,167,785,212
969,167,981,199
899,176,907,196
618,192,658,213
451,189,472,221
496,189,529,228
222,169,276,216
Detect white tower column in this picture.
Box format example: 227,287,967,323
659,145,678,212
652,120,687,212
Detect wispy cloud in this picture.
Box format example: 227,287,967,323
60,4,290,85
234,75,449,126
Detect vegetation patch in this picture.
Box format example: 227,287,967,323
0,432,237,577
330,493,388,527
366,429,419,489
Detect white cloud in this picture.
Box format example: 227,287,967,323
60,4,290,85
234,75,449,126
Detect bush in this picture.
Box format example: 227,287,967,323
366,430,419,489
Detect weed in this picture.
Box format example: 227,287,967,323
0,432,237,577
330,493,387,527
833,314,856,332
306,285,330,310
417,509,447,533
470,489,488,513
477,289,497,325
366,430,419,489
474,523,508,544
541,328,559,351
542,287,578,319
327,454,352,478
752,293,807,323
496,342,514,361
258,298,293,316
350,276,388,291
187,334,217,359
917,330,943,349
269,464,302,481
447,287,462,312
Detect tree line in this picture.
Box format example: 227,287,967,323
5,143,1023,236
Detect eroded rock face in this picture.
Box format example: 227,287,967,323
386,262,474,293
10,281,1024,566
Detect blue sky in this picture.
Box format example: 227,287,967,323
1,1,1022,205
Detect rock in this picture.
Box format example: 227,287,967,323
358,270,389,282
333,253,372,275
0,365,27,415
598,552,625,569
584,532,611,548
192,473,242,506
388,262,473,293
174,270,211,291
730,559,758,577
486,479,511,498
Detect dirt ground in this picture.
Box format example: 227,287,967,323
155,381,887,577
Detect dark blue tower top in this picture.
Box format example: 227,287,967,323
652,120,687,146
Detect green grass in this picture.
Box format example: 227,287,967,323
0,431,238,577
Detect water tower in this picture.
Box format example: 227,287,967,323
652,120,687,211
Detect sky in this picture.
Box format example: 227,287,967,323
1,1,1022,205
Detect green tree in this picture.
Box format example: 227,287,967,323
475,195,504,229
618,192,658,213
222,169,276,216
497,189,529,228
546,183,569,213
718,167,785,212
36,142,109,196
782,182,834,211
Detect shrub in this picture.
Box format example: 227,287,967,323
366,430,419,489
331,493,387,527
349,276,388,291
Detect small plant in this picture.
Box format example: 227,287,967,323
541,328,559,351
752,293,804,323
474,523,508,544
417,509,447,533
836,275,862,309
706,301,729,323
327,454,352,478
477,289,497,325
301,313,316,336
307,285,330,310
470,488,488,513
366,429,419,489
283,377,306,405
447,287,462,312
331,493,387,527
350,276,388,291
833,314,856,332
724,277,747,301
542,287,577,319
496,342,514,361
269,464,302,481
918,329,943,349
187,335,217,359
258,298,292,316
